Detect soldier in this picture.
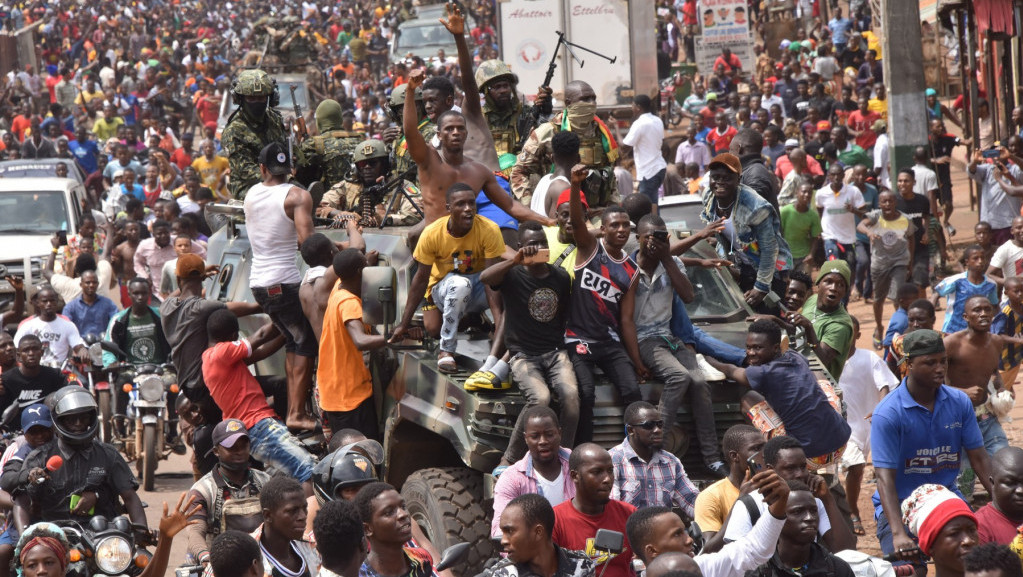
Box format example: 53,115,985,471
297,99,365,199
477,59,552,156
221,69,288,200
280,17,315,67
510,81,620,211
388,83,435,185
316,139,423,227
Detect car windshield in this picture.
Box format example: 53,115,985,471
276,82,309,111
659,202,704,231
396,24,451,49
684,258,743,318
0,191,69,233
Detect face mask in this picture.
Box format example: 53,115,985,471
567,101,597,130
219,458,248,472
242,97,268,119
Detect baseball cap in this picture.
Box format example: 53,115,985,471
708,153,742,175
555,188,587,210
259,142,291,176
872,119,887,132
176,253,206,279
211,419,249,451
784,138,800,148
903,329,945,359
21,404,52,431
816,120,832,132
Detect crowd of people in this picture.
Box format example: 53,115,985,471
0,0,1021,576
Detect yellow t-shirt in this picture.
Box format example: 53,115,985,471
694,477,741,533
92,117,124,142
414,215,505,298
868,98,887,122
191,155,230,197
317,286,372,412
544,225,576,280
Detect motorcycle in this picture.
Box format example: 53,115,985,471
57,515,154,577
659,72,684,129
95,341,181,491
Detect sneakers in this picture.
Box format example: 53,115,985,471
463,370,511,391
696,354,727,381
706,460,729,478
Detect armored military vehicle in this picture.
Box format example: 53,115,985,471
201,204,838,575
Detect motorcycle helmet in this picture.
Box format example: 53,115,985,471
312,440,384,505
51,385,99,447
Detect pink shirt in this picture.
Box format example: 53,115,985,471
490,447,575,537
133,237,207,296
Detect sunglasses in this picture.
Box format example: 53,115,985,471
630,420,664,431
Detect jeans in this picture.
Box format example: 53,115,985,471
504,349,581,462
958,414,1010,497
639,335,719,462
433,272,489,353
670,296,747,365
252,283,317,357
854,239,872,298
638,168,666,206
247,417,315,482
568,340,641,443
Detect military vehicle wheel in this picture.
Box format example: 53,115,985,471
402,467,495,575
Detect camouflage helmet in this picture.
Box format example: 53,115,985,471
475,59,518,91
353,139,388,163
388,83,423,107
232,69,275,98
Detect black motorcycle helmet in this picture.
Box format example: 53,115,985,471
50,386,99,447
312,440,384,505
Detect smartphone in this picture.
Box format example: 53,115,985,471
653,230,671,242
747,451,765,477
523,248,550,265
68,494,95,515
982,148,1002,159
56,230,68,246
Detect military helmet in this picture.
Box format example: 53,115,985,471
475,59,518,91
353,139,388,163
388,83,423,107
232,69,276,98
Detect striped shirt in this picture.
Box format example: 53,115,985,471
993,303,1023,371
609,439,699,517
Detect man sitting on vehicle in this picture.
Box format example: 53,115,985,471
11,386,148,534
202,309,315,491
14,287,90,367
184,419,271,570
491,407,575,538
317,138,423,227
609,401,700,516
0,335,71,413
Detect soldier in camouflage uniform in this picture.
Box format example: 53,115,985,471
388,83,435,186
280,17,315,67
222,69,288,200
510,80,619,211
316,139,423,227
297,99,365,198
477,59,552,156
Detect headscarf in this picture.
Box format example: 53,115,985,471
15,523,70,576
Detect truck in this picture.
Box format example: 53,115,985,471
496,0,657,110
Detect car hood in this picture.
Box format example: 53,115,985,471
0,235,53,262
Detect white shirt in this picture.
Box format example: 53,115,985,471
536,471,566,507
696,512,784,577
723,488,832,544
623,112,667,180
530,174,569,217
14,315,85,367
839,347,897,451
912,164,938,196
873,133,890,190
244,182,302,288
816,183,865,244
762,94,785,116
991,240,1023,280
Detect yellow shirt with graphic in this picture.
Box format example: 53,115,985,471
191,155,230,199
414,215,505,299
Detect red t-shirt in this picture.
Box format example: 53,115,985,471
698,107,718,130
707,126,738,154
201,339,278,429
195,95,219,127
552,500,636,577
682,0,697,25
171,148,194,171
847,110,881,150
975,503,1022,545
713,54,742,73
45,75,59,103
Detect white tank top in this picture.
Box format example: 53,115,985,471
244,182,302,288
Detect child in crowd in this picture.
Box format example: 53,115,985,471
993,277,1023,390
160,236,195,298
886,298,937,378
882,283,923,359
931,245,998,334
975,221,997,271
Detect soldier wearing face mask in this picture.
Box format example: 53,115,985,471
222,69,288,200
510,81,619,214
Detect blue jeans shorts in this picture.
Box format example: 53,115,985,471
248,417,315,482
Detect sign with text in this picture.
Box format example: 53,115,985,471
498,0,565,103
694,0,754,77
565,0,633,105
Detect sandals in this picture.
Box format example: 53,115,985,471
437,353,459,374
850,515,866,536
873,330,884,351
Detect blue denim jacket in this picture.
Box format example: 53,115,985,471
701,183,792,293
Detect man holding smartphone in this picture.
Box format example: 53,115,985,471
481,221,578,466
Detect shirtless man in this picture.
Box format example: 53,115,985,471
298,227,368,340
107,220,143,282
403,68,549,227
944,295,1023,495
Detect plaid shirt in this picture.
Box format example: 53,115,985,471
608,439,698,517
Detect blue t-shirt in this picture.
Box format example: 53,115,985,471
69,139,99,174
883,307,907,349
745,350,851,458
121,183,145,203
828,18,853,44
475,174,518,231
933,272,998,333
870,382,983,508
64,295,119,337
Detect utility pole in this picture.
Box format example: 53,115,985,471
880,0,928,173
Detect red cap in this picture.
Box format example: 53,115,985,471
816,120,832,131
556,188,587,210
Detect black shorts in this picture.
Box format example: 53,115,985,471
252,282,318,357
